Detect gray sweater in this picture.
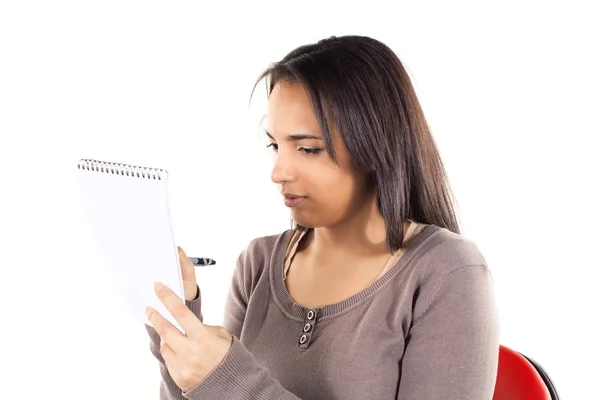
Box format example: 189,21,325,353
146,224,500,399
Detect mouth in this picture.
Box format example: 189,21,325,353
283,195,306,208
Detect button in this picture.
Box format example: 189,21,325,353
299,334,308,344
307,310,315,320
303,323,312,332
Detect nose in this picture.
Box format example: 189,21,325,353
270,150,295,184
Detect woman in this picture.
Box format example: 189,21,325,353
145,35,500,399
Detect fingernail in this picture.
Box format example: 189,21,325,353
154,282,165,294
145,307,152,318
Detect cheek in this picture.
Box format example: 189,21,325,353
309,170,360,212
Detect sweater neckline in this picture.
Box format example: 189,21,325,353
270,224,442,321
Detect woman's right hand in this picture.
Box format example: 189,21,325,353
177,246,198,301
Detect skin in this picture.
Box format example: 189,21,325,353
147,81,400,392
266,81,390,258
146,247,231,393
267,81,399,307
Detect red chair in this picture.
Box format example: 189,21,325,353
493,344,559,400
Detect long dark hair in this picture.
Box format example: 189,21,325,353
250,35,460,253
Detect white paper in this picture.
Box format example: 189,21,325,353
76,160,186,334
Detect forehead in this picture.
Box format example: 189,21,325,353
266,82,320,134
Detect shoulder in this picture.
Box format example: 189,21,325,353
416,225,488,272
407,225,495,318
232,229,292,290
238,229,292,265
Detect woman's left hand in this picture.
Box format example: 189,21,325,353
146,282,233,393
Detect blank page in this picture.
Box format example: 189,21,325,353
77,159,185,333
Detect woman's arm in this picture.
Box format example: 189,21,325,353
180,245,303,399
397,264,500,399
221,250,249,340
147,244,303,400
145,292,203,400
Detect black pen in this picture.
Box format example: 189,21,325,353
188,257,216,266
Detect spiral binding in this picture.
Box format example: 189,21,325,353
77,159,167,180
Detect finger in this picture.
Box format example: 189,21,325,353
146,306,188,350
159,340,177,365
177,246,196,280
154,281,205,337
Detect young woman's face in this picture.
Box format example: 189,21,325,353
266,81,373,228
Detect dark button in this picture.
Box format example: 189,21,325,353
299,334,308,344
303,323,312,332
307,310,315,320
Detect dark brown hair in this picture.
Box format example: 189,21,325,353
251,35,460,253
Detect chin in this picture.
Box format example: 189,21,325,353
290,212,315,229
291,213,327,229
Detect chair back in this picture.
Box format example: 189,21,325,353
492,345,559,400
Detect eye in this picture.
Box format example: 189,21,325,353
299,147,323,155
266,142,279,151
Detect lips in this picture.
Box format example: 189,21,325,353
283,195,306,207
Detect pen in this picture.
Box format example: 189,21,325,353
188,257,216,266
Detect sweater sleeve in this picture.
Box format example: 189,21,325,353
180,244,303,399
145,286,203,400
397,265,500,400
221,248,250,340
182,336,302,399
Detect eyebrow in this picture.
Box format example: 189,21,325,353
265,130,323,141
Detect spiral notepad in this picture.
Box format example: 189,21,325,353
77,159,186,333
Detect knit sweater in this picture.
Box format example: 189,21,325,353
146,224,500,399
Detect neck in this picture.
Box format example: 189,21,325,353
308,195,400,258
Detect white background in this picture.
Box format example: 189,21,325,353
1,1,598,399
